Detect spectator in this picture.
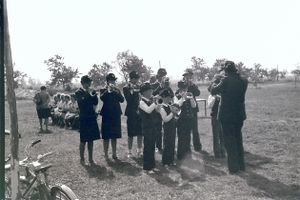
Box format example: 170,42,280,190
33,86,52,133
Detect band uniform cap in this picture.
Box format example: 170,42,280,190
157,68,167,77
129,71,140,79
106,73,117,81
182,69,194,76
81,75,92,84
140,82,153,93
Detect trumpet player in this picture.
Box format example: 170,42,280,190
175,80,197,161
100,73,124,160
123,71,143,158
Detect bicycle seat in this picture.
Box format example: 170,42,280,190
34,164,53,173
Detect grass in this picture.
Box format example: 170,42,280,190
4,82,300,200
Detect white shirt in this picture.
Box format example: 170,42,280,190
160,104,174,123
139,97,156,114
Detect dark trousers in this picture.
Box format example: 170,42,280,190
221,121,245,173
177,120,192,160
162,123,176,165
155,118,162,151
192,114,202,151
211,117,225,158
143,127,156,170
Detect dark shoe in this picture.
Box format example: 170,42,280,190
44,129,52,134
80,159,85,165
38,129,44,133
89,160,96,166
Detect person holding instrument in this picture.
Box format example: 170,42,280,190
182,69,202,152
75,75,100,165
100,73,124,160
123,71,143,158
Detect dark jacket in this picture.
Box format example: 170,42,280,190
99,88,124,117
123,84,140,116
211,73,248,123
75,88,98,119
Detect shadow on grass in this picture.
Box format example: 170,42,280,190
239,171,300,200
199,151,227,176
106,158,142,176
244,151,275,169
83,163,115,180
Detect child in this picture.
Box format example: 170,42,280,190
139,82,159,173
65,94,80,129
159,89,177,167
123,71,143,158
175,81,197,161
100,73,124,160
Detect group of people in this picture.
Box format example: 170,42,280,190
34,60,248,175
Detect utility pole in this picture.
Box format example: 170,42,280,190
0,1,5,199
3,0,21,199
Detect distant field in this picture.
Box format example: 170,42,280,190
5,82,300,200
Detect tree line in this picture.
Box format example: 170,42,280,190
12,50,300,89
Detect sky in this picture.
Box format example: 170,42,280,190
7,0,300,83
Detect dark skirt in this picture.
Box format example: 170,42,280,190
127,113,142,137
79,116,101,142
36,108,51,119
101,115,122,140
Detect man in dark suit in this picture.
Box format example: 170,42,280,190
123,71,143,158
211,61,248,174
183,69,202,152
75,75,100,165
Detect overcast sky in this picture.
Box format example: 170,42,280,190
7,0,300,83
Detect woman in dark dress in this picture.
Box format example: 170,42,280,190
75,75,100,165
100,73,124,160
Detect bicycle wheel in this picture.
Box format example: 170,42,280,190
50,185,78,200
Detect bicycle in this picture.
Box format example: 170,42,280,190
5,139,79,200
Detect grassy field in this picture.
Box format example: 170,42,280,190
4,82,300,200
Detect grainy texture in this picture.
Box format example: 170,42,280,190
5,82,300,200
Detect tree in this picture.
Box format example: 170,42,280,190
88,62,112,87
190,57,210,81
268,68,279,81
236,62,252,79
13,70,27,89
44,55,80,89
116,50,153,83
291,64,300,87
250,63,264,88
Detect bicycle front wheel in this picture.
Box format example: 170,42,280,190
50,185,78,200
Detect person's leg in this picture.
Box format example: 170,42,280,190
128,136,133,156
155,120,163,152
212,117,220,157
222,122,239,173
137,135,143,156
236,122,245,171
192,114,202,151
45,118,49,131
111,139,117,159
218,120,226,158
87,141,94,164
79,142,85,163
103,140,109,159
39,118,43,132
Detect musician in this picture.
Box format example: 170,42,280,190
175,80,197,161
139,82,160,173
75,75,100,165
100,73,124,160
151,68,168,153
123,71,143,158
182,69,202,152
159,89,177,167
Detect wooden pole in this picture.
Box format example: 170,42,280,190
0,1,5,199
3,0,21,199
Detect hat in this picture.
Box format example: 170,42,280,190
81,75,92,84
140,82,153,93
182,69,194,76
157,68,167,77
177,80,188,89
106,73,117,81
159,89,173,98
129,71,140,79
221,60,237,73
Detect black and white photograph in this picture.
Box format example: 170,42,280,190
2,0,300,199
